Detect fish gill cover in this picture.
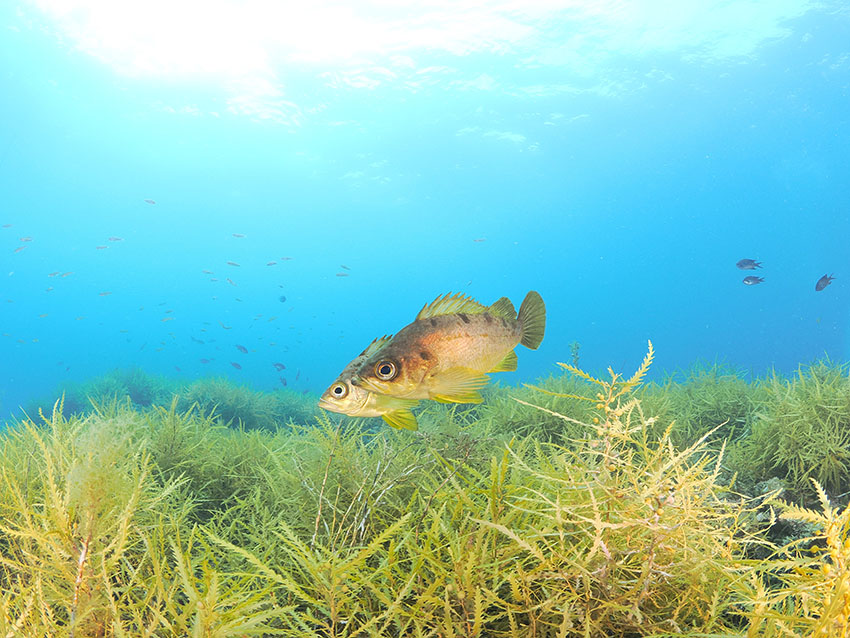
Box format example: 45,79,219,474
1,0,849,635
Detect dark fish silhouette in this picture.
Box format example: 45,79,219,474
231,362,242,370
815,274,835,291
144,199,156,205
273,362,286,371
279,295,286,303
236,344,248,353
200,358,211,364
736,259,761,270
743,276,764,286
279,376,287,386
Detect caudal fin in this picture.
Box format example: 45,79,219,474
518,291,545,350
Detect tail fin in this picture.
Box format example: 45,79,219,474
518,291,545,350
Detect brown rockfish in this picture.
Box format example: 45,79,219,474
318,335,421,430
352,291,545,404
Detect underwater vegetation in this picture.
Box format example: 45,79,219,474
2,346,850,635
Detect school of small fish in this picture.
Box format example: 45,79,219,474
319,291,546,431
736,258,836,291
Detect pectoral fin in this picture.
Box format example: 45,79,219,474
381,409,418,431
429,367,489,404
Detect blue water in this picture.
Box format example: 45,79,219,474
1,1,848,420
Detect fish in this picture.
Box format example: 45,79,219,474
200,358,211,364
144,199,156,205
352,291,546,405
227,261,240,267
267,261,277,266
99,291,112,296
47,272,59,277
736,259,762,270
13,246,25,253
231,362,242,370
202,269,213,274
219,322,232,329
281,256,293,260
162,317,175,322
226,278,236,286
815,274,835,291
340,264,350,270
273,362,286,371
473,238,486,242
61,272,73,277
336,272,349,277
1,224,10,228
743,276,764,286
236,344,248,353
95,245,107,250
279,295,287,303
279,376,287,386
108,236,123,241
20,237,32,242
319,335,421,430
233,233,245,238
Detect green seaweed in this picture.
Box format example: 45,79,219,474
736,359,850,497
2,349,850,635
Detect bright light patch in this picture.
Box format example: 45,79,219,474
24,0,817,123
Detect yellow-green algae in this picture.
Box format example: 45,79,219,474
1,346,849,636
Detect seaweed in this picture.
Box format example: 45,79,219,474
2,349,850,635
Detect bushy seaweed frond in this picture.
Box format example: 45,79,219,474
736,359,850,497
738,479,850,637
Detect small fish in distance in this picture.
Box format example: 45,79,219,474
736,259,762,270
231,362,242,370
236,344,248,353
144,199,156,205
108,236,123,241
743,276,764,286
273,362,286,371
815,274,835,291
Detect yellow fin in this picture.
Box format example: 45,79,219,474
416,292,488,321
489,297,516,320
518,291,546,350
429,367,489,404
382,409,418,431
489,350,518,373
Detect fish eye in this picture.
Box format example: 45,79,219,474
375,360,398,381
331,383,348,398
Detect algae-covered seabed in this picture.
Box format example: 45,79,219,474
2,345,849,637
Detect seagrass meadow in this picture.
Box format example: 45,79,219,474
2,344,850,637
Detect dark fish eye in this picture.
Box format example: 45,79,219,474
332,383,348,398
375,360,397,381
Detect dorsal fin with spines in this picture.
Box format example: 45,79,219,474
415,292,489,321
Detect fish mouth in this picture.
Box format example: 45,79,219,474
317,397,341,413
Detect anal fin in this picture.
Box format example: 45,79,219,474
489,350,518,373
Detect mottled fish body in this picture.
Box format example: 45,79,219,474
743,276,764,286
353,291,545,405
